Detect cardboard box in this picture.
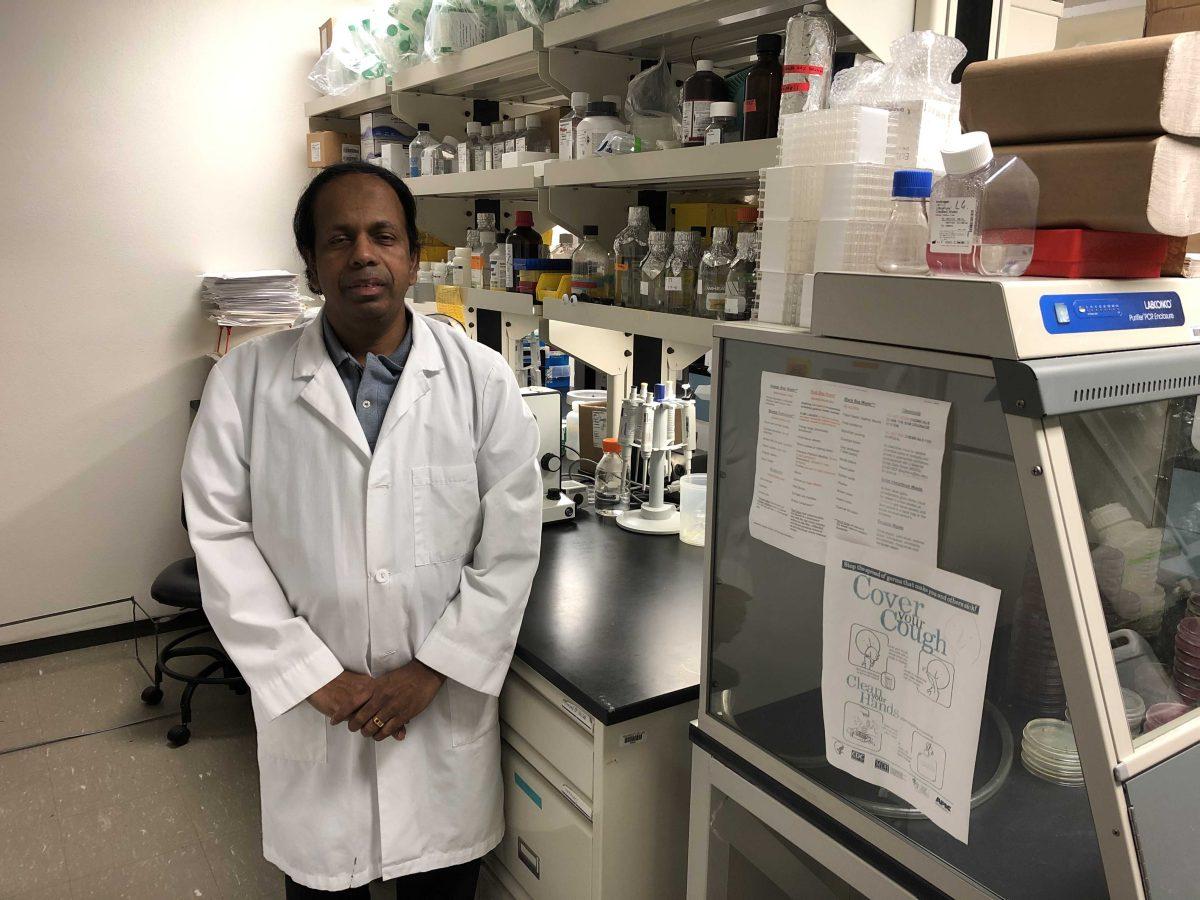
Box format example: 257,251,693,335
995,135,1200,235
319,18,335,55
961,34,1200,143
360,112,414,161
669,203,751,238
307,132,360,168
1146,0,1200,36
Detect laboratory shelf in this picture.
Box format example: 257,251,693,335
403,165,539,198
542,296,716,346
541,139,779,190
466,289,542,317
542,0,913,65
389,29,563,103
304,77,392,119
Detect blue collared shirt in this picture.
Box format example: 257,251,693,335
321,312,414,452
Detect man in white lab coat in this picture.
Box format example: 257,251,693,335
182,161,543,898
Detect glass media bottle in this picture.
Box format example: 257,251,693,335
639,231,672,312
723,231,758,321
697,227,736,318
877,169,933,275
613,206,651,308
664,231,701,315
570,225,615,304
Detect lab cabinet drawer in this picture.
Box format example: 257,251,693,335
498,739,593,900
500,669,594,799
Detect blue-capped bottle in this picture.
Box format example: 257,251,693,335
876,169,933,275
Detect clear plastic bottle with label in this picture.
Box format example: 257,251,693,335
460,122,482,172
570,225,614,305
551,233,576,259
681,61,729,146
638,231,672,312
876,169,933,275
593,438,627,516
704,102,740,146
613,206,651,308
472,215,497,289
927,131,1039,277
492,121,509,169
479,125,494,170
521,114,550,153
697,227,735,318
781,3,834,114
559,92,589,161
408,123,437,177
665,231,701,315
503,119,518,155
722,231,758,321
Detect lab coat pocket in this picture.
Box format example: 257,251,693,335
447,679,498,747
255,699,329,764
412,464,481,566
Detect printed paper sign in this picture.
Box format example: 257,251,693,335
749,372,950,565
822,541,1000,843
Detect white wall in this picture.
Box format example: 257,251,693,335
0,0,357,644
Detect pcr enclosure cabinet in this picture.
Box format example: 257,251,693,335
689,273,1200,899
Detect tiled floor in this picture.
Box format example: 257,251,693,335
0,637,415,900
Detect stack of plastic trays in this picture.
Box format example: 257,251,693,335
1021,719,1084,787
778,107,891,167
813,163,895,273
1007,552,1068,720
757,165,818,326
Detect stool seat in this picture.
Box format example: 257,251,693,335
151,557,201,610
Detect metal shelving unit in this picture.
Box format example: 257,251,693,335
541,139,779,190
404,166,541,199
304,77,391,119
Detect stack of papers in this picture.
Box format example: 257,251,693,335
200,270,308,327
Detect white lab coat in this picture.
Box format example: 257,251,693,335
181,310,542,890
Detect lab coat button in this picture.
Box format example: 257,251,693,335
374,568,391,584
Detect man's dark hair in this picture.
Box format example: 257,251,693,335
292,161,420,294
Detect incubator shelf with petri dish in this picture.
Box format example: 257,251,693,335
693,273,1200,900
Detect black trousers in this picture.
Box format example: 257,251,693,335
284,858,482,900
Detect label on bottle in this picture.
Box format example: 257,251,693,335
559,120,574,160
664,276,683,292
929,198,978,255
516,136,527,152
471,254,486,289
640,280,650,296
505,244,515,288
744,98,758,113
682,100,712,142
472,147,488,171
705,129,720,146
696,279,704,294
726,295,746,316
782,63,824,97
706,290,726,312
492,143,503,169
505,139,517,153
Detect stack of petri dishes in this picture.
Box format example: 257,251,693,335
1021,718,1084,787
1066,687,1146,735
1008,555,1067,718
1122,688,1147,735
1144,701,1192,731
1187,592,1200,619
1173,617,1200,703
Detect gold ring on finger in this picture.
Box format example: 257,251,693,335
373,716,385,729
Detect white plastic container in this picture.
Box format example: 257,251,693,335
576,101,623,159
679,474,708,545
564,389,607,458
928,131,1039,277
432,261,449,284
452,247,470,285
408,123,437,177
